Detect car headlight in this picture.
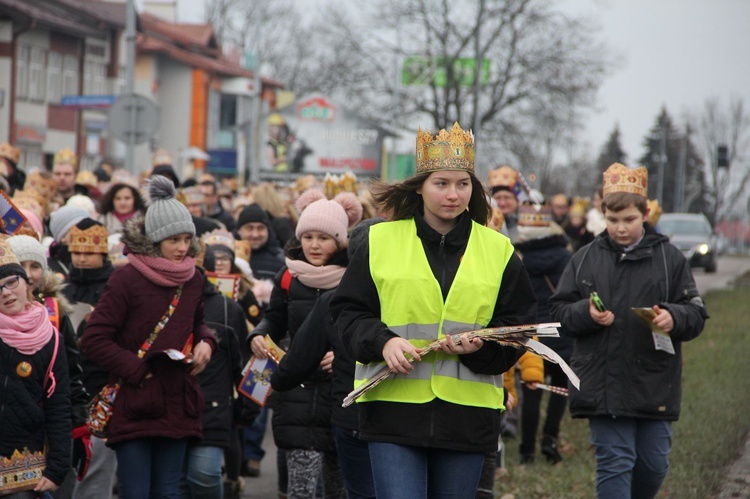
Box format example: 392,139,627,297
697,243,710,255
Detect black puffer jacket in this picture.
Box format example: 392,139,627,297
331,210,537,453
250,247,348,451
271,289,357,432
196,279,252,448
549,226,708,421
515,232,573,358
0,333,72,486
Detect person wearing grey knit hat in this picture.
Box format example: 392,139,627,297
145,175,196,243
49,205,89,242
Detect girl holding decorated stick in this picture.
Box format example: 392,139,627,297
331,123,538,498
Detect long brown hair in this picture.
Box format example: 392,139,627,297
370,171,490,225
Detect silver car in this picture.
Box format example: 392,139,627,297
657,213,718,273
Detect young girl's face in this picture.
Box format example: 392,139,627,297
159,233,193,262
113,187,135,215
301,231,338,266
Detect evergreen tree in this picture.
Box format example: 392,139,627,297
596,124,628,172
638,107,705,213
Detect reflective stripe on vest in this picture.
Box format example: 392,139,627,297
357,218,513,409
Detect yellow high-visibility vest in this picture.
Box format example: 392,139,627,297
355,218,513,409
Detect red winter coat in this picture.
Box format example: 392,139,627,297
81,264,216,446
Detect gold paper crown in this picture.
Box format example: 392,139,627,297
54,148,78,168
517,202,552,227
0,448,46,495
69,224,109,254
602,163,648,198
234,240,251,262
323,172,358,199
416,122,474,174
0,238,21,267
201,229,235,251
24,171,56,201
293,174,318,193
13,191,46,220
179,187,205,206
152,148,173,167
646,199,662,226
0,143,21,164
110,168,138,187
569,197,589,218
76,170,98,188
488,165,519,189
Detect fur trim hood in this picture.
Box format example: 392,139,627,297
121,213,202,258
34,270,74,315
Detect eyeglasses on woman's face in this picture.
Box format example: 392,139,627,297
0,275,21,294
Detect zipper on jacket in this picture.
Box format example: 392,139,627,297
439,235,446,293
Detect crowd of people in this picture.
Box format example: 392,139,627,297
0,124,707,499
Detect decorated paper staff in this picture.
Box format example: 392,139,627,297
521,381,569,397
343,322,579,407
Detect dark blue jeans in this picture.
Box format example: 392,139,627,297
589,416,672,499
368,442,484,499
332,426,375,499
114,437,188,499
242,406,268,461
181,445,224,499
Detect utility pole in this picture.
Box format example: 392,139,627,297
125,0,136,172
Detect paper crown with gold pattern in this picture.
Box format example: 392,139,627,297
416,122,474,174
54,148,78,168
647,199,662,226
178,187,205,206
488,165,523,197
569,197,589,218
0,448,46,495
24,170,56,201
323,172,358,199
602,163,648,198
201,229,235,251
69,223,109,254
234,240,251,262
76,170,98,188
0,237,22,268
517,202,552,227
152,148,173,167
0,143,21,165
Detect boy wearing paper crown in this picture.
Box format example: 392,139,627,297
549,163,708,499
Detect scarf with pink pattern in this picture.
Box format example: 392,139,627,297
127,253,196,287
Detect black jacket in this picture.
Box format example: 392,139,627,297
0,333,72,486
515,233,574,359
330,210,537,452
242,229,285,282
251,247,348,452
549,226,708,421
197,279,252,448
271,289,358,432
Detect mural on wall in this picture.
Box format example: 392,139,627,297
262,94,392,175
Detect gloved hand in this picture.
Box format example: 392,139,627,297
72,425,92,480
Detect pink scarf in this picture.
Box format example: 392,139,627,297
285,257,346,290
127,253,196,287
0,301,54,355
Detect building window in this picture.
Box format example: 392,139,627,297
29,47,47,102
47,52,62,103
84,61,107,95
16,46,29,100
63,55,79,96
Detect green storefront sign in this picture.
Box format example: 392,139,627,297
401,56,491,87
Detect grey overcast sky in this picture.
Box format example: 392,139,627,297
169,0,750,164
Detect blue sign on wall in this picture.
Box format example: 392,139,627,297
207,149,237,174
61,95,117,108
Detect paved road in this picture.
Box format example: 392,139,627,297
239,255,750,498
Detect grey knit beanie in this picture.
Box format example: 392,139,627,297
49,206,89,242
145,175,196,242
8,235,48,272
